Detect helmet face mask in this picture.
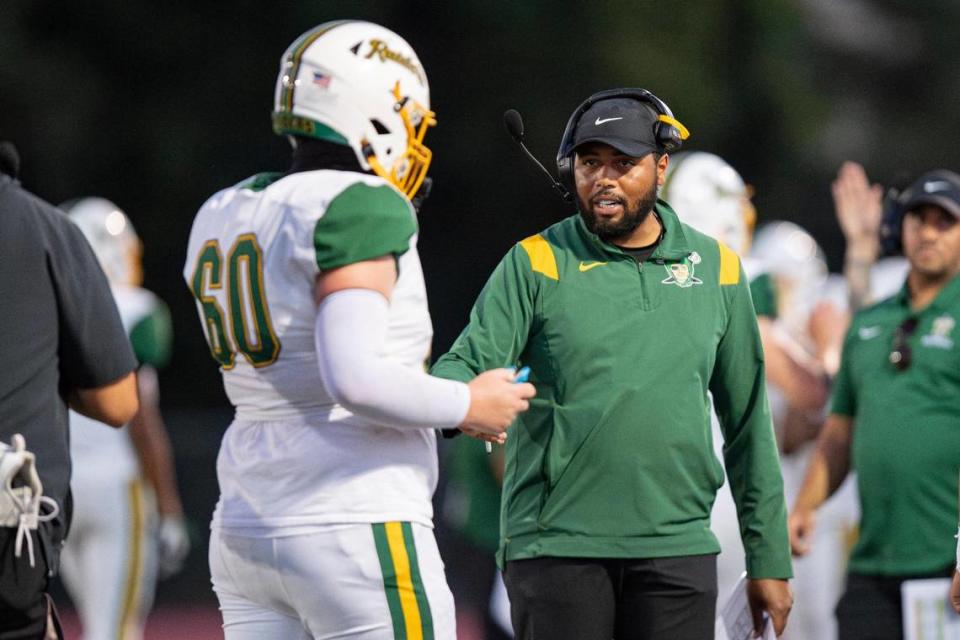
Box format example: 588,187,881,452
271,21,435,198
62,197,142,287
362,81,435,197
661,152,755,256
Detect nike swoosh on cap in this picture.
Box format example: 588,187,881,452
579,261,607,272
594,117,623,125
923,180,952,193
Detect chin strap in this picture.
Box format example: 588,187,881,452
410,177,433,214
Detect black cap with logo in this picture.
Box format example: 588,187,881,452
899,170,960,219
571,98,660,158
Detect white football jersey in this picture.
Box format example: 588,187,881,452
183,170,437,534
70,285,170,484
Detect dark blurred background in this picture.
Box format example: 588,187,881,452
3,0,959,630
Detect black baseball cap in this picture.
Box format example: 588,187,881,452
571,98,659,158
900,170,960,219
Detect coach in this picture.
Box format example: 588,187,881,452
432,89,793,640
791,170,960,640
0,142,138,639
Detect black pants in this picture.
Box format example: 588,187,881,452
836,567,955,640
0,528,51,640
503,554,717,640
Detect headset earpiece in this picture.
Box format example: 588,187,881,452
654,114,689,153
556,155,574,195
879,187,908,257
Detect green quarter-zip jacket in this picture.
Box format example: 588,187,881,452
432,201,792,579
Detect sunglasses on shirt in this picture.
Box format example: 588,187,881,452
888,317,918,371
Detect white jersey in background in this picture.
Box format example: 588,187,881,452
183,169,437,535
62,285,172,640
68,285,170,478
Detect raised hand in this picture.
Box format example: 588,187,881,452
832,161,883,257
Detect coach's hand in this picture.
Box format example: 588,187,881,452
747,578,792,637
460,369,535,439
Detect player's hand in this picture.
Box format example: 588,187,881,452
156,514,191,579
951,569,960,613
788,507,816,557
832,161,883,258
459,426,506,445
747,578,792,637
460,368,535,437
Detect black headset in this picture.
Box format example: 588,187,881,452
555,88,688,195
879,186,907,256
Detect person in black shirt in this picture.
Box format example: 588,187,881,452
0,141,139,639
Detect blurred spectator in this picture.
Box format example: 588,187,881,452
791,169,960,640
0,142,138,639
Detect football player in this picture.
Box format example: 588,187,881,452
59,197,189,640
750,221,854,640
662,154,831,638
183,20,533,639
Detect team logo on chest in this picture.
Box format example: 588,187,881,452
661,252,703,288
921,314,955,349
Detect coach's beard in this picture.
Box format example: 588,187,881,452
578,183,658,243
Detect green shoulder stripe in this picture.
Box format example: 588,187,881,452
130,301,173,368
239,172,284,192
749,272,778,319
314,183,417,271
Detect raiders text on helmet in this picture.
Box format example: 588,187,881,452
271,21,436,199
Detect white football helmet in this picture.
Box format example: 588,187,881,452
62,197,142,287
271,20,435,198
661,151,756,255
751,221,828,339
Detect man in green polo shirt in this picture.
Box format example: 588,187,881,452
432,89,793,640
790,169,960,640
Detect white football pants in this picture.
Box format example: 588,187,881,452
209,522,456,640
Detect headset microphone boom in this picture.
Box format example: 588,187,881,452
503,109,573,202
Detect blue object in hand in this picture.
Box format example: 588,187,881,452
486,366,531,453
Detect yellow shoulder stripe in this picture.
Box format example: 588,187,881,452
718,241,740,285
519,234,559,280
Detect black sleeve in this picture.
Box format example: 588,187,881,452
48,215,137,389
